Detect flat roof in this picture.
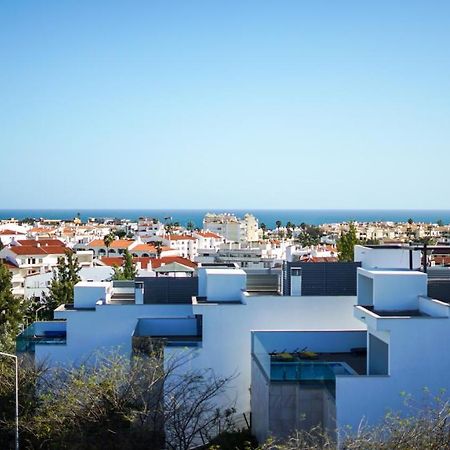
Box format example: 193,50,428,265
75,281,110,287
204,268,246,275
358,268,426,276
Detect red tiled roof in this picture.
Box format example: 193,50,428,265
300,256,338,263
99,257,124,267
8,246,47,255
87,239,134,248
86,239,105,247
0,230,25,235
8,245,67,256
110,239,134,248
149,257,198,269
29,227,56,234
197,231,222,239
100,256,198,270
17,239,64,247
166,235,197,241
131,244,156,252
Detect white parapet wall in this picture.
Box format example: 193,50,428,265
74,282,111,308
204,268,246,302
355,245,421,270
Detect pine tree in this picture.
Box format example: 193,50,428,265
43,251,81,319
0,261,25,351
337,223,359,262
112,250,137,280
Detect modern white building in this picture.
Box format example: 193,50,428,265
203,213,259,243
162,235,198,260
16,245,450,444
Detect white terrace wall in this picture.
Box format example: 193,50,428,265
191,295,365,415
336,317,450,434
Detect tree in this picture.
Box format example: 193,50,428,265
275,220,282,230
103,233,115,257
153,241,163,259
437,219,444,227
113,229,127,239
186,221,195,232
0,350,236,450
42,251,81,319
337,223,359,262
286,222,294,239
297,224,322,248
260,223,267,240
0,240,3,251
0,261,24,352
408,218,414,225
112,250,137,280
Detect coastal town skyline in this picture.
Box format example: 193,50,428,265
2,1,450,448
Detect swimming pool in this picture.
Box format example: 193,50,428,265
270,361,355,382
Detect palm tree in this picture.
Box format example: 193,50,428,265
275,220,282,229
186,221,195,232
260,223,267,240
154,241,163,259
286,221,294,239
103,233,114,257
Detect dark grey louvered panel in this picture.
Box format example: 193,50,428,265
137,277,198,304
246,274,280,292
428,280,450,304
285,262,360,296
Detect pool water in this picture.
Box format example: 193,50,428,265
270,362,353,381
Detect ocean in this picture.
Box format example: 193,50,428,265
1,209,450,228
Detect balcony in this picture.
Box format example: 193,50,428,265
16,321,67,353
132,315,202,354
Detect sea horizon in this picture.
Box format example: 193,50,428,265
1,208,450,228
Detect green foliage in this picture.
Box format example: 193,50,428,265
153,241,163,258
256,391,450,450
260,223,267,240
103,233,115,256
0,261,25,352
0,351,235,450
112,250,137,280
42,251,81,318
286,222,294,239
186,221,195,232
0,240,4,251
337,223,359,262
437,219,444,227
208,429,257,450
297,225,322,247
113,229,127,239
275,220,282,229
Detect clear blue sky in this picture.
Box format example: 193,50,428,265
1,1,449,209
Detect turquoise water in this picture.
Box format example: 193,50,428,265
270,361,353,382
2,209,450,228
